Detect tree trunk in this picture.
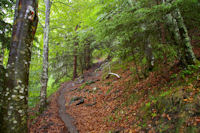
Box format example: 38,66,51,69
172,8,196,65
73,25,79,80
84,43,91,70
73,42,78,80
155,0,166,44
0,44,5,65
40,0,51,113
160,23,166,44
164,0,196,65
1,0,38,132
145,37,154,71
0,65,6,131
79,54,84,75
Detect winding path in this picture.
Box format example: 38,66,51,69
58,81,78,133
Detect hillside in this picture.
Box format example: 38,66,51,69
1,0,200,132
29,59,200,132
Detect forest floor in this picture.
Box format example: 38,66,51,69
30,56,200,132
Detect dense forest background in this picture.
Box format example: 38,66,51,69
0,0,200,132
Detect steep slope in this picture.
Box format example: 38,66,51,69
30,60,200,133
64,61,200,132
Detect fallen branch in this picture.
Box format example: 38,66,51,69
106,73,120,79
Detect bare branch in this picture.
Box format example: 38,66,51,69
106,73,121,79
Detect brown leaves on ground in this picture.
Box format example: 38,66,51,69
29,92,66,133
29,61,200,132
64,63,147,133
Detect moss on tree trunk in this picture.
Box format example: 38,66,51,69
1,0,38,132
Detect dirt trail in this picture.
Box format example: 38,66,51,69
29,62,103,132
57,62,102,133
58,82,78,133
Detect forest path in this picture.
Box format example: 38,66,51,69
58,81,78,133
57,62,103,133
29,62,103,133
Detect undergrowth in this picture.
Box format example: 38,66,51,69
104,58,200,132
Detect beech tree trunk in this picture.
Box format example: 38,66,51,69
0,0,38,132
164,0,196,65
40,0,51,112
172,8,196,65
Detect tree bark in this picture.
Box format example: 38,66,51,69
0,65,6,131
0,43,5,65
73,25,79,80
84,42,91,70
145,37,154,71
164,0,196,65
73,42,78,80
1,0,38,132
172,8,196,65
40,0,51,113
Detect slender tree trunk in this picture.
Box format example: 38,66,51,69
73,42,78,80
79,55,84,75
155,0,166,44
0,44,5,65
0,64,6,131
160,23,166,44
73,25,79,80
164,0,196,65
0,0,38,132
40,0,51,113
0,43,5,128
84,43,91,70
172,8,196,65
145,37,154,71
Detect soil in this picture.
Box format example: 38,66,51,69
58,81,78,133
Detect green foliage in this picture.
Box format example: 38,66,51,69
26,0,199,109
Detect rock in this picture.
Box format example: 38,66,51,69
70,88,78,92
76,99,84,105
83,89,89,92
92,87,100,91
69,96,83,105
76,75,85,84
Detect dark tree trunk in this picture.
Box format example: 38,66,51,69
84,43,91,70
160,23,166,44
0,65,6,131
40,0,51,113
0,46,5,65
73,25,79,80
73,42,78,80
79,54,84,75
0,0,38,132
155,0,166,44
